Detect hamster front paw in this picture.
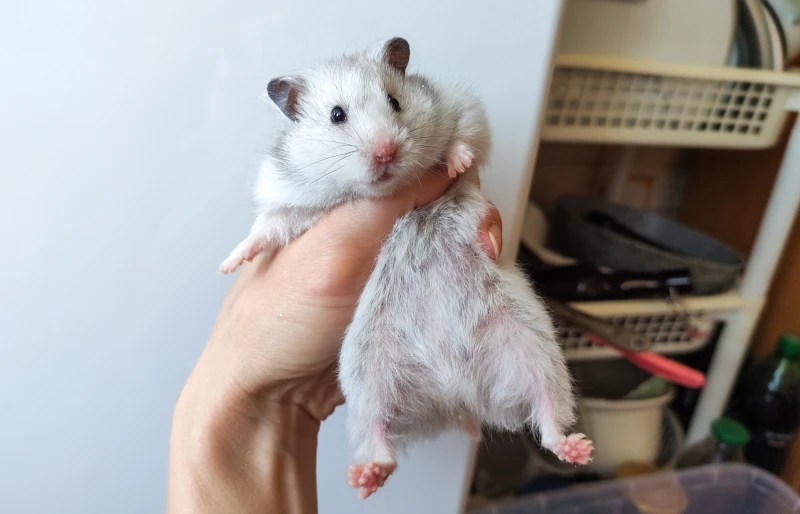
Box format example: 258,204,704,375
446,142,475,178
346,461,397,499
218,235,269,274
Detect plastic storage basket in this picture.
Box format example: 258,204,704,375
557,294,746,361
542,54,800,149
470,463,800,514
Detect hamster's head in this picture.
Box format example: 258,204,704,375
267,38,452,198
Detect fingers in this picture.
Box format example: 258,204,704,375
302,168,454,252
270,171,502,306
401,165,455,209
477,202,503,261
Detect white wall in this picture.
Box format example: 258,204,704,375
0,1,563,513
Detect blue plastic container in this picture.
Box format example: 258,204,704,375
470,464,800,514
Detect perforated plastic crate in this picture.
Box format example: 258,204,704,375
555,294,747,361
542,54,800,149
470,463,800,514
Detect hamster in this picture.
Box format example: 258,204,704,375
220,37,593,499
219,38,486,272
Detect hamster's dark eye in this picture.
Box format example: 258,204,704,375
388,94,401,113
330,106,347,124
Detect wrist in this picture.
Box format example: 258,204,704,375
167,357,321,514
171,355,322,458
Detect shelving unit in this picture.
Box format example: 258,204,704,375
560,293,748,361
533,53,800,444
543,54,800,148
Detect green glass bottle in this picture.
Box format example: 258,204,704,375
738,334,800,474
677,417,750,468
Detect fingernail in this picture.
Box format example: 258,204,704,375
488,224,501,260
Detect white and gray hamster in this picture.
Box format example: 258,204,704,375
221,37,593,499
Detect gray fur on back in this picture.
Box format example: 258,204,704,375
339,168,576,461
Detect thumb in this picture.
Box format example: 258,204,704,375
306,168,454,254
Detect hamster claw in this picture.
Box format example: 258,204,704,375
446,142,475,177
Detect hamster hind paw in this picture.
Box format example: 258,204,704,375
346,461,397,499
446,143,474,178
550,433,594,465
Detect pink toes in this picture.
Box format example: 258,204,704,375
218,257,244,275
550,433,594,465
346,461,397,499
446,143,475,178
218,238,268,274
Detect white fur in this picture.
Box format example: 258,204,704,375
219,43,483,272
339,170,576,465
220,38,579,481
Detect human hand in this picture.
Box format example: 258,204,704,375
167,170,502,514
190,173,502,422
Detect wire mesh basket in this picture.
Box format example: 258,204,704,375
555,294,747,361
542,54,800,149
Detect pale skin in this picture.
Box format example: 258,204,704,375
167,170,503,514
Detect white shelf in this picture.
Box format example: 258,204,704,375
542,54,800,148
529,52,800,442
568,292,748,317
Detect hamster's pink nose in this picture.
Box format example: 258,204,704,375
373,139,397,164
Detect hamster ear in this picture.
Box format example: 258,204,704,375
376,37,410,74
267,76,305,120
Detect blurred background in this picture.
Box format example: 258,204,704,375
472,0,800,512
3,1,800,513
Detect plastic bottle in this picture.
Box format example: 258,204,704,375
676,417,750,468
736,334,800,474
